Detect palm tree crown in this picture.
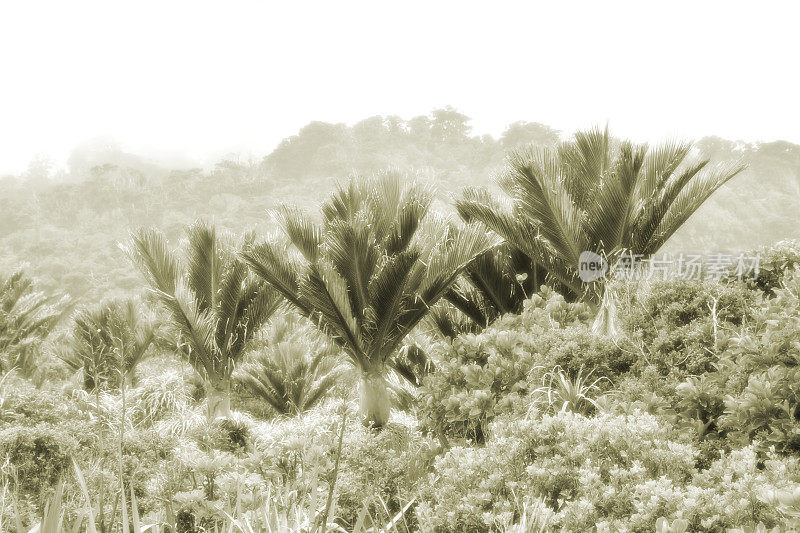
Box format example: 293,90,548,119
125,221,282,417
62,298,155,390
0,270,67,376
457,127,746,303
242,171,498,426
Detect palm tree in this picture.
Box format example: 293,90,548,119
0,270,67,376
124,222,282,419
61,298,155,390
456,127,745,333
241,171,498,427
234,313,344,415
235,340,344,416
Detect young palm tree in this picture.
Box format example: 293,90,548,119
0,270,67,376
241,171,498,427
456,127,745,332
61,298,155,390
234,313,344,415
235,340,344,416
124,222,282,419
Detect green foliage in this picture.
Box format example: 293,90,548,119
418,411,799,532
0,378,85,426
531,366,608,417
675,374,726,438
721,365,800,454
249,402,437,530
740,240,800,295
435,245,544,337
61,298,155,390
0,424,78,503
620,278,753,375
2,127,800,532
129,369,193,424
418,288,628,442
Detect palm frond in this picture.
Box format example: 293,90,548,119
274,205,323,263
186,221,223,312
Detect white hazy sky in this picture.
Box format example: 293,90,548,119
1,0,798,175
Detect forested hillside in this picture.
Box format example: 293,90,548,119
1,107,798,302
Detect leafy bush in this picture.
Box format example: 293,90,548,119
714,269,800,453
418,288,626,442
0,423,79,501
674,374,727,439
249,401,437,529
417,410,800,532
620,279,753,376
130,369,193,424
740,240,800,295
0,378,86,426
720,365,800,454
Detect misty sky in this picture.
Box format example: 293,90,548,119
1,1,798,175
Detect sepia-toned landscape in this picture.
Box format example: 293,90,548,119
3,2,800,531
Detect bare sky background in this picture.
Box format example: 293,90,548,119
1,0,798,175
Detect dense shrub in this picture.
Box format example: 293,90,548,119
615,270,800,454
720,365,800,454
418,288,629,442
417,410,800,532
0,378,85,426
250,401,438,529
741,240,800,295
619,279,753,376
0,423,79,498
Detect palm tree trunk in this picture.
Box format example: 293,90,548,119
206,380,231,420
592,285,619,338
358,368,391,428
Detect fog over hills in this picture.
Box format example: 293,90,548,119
2,109,799,302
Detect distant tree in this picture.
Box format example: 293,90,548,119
242,171,497,427
383,115,407,137
263,121,351,179
500,121,560,150
23,155,55,189
353,116,389,145
407,115,432,143
125,222,282,418
430,106,471,142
